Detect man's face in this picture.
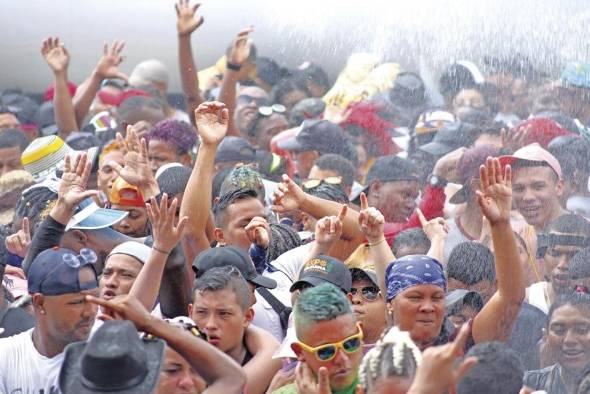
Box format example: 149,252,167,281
41,268,99,344
452,89,486,113
544,234,584,294
155,346,207,394
388,284,445,349
111,204,149,237
254,114,289,151
149,139,181,173
190,288,251,354
235,87,269,133
98,150,124,199
369,180,420,223
99,254,142,300
512,166,563,230
294,314,363,391
217,197,266,250
350,278,386,343
448,304,479,329
294,150,319,180
447,278,496,304
0,113,20,131
0,146,24,176
547,304,590,374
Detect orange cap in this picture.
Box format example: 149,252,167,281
109,177,144,207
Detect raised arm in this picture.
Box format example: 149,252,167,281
87,295,246,394
130,194,188,310
72,41,127,124
218,27,253,136
176,0,205,125
41,37,78,139
180,102,228,267
416,208,448,264
306,205,347,259
472,158,524,343
357,193,394,295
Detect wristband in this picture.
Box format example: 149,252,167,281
153,246,170,255
226,61,242,71
368,238,387,247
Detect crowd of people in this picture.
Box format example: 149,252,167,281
2,1,590,393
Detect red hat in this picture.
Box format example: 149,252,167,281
44,81,77,102
514,118,574,148
499,143,562,179
98,89,151,107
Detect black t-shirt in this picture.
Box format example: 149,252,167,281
507,302,547,370
241,338,254,366
524,364,568,394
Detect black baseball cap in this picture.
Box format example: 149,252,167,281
350,155,420,202
419,122,476,157
277,119,350,156
290,255,352,294
192,246,277,289
28,247,99,296
214,137,256,164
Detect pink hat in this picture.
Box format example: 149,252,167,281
499,143,562,179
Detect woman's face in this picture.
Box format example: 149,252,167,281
547,304,590,374
387,284,445,349
155,347,207,394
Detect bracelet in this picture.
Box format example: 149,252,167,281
368,238,387,247
152,246,170,255
226,61,242,71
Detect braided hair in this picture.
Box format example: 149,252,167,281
13,186,58,235
266,222,302,263
358,326,421,391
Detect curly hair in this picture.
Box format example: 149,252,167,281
147,119,197,154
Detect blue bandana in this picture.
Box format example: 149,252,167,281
385,255,446,301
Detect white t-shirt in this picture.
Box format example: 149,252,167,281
264,243,313,291
0,328,63,394
526,281,551,314
252,288,292,342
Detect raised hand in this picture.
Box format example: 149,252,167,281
41,37,70,74
476,157,512,225
228,27,254,65
407,324,478,394
432,147,466,183
195,101,229,146
358,193,385,244
271,174,307,214
245,216,270,249
315,205,347,249
108,127,154,188
5,217,31,259
58,153,98,210
147,194,188,254
417,208,448,241
501,125,531,152
86,294,154,332
295,363,330,394
93,40,127,81
175,0,204,36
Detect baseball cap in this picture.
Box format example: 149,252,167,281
277,120,350,156
444,289,483,316
107,241,152,265
499,143,562,179
192,246,277,289
21,135,99,182
418,122,476,157
34,101,58,136
558,62,590,89
348,262,378,287
109,177,145,207
389,72,426,108
28,247,99,296
414,110,457,135
0,90,40,125
290,255,352,294
214,137,256,164
66,198,128,231
129,59,170,87
350,155,419,202
449,145,501,204
289,98,326,127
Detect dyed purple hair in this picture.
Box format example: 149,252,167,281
148,119,197,153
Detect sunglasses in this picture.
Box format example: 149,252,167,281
258,104,286,116
303,176,343,190
350,286,380,301
237,94,270,107
297,322,363,361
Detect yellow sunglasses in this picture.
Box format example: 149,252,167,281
297,323,364,361
303,176,343,191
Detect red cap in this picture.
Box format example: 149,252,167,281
44,81,77,102
514,118,574,148
499,143,562,179
98,89,151,107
